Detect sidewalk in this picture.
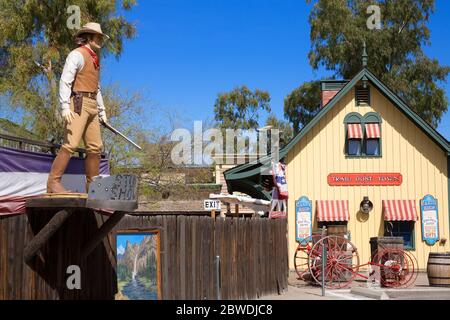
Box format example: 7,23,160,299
258,270,450,300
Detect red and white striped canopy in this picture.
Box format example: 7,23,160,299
347,123,363,139
316,200,350,222
382,200,418,221
365,123,381,138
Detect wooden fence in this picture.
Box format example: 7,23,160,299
1,212,288,300
0,209,116,300
114,215,289,300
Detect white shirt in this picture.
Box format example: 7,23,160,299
59,49,106,118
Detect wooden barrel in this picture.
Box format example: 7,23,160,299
327,225,348,247
370,237,403,261
327,225,347,237
427,252,450,287
370,237,404,287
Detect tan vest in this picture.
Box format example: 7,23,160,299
72,47,99,93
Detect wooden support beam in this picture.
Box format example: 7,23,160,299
23,209,74,262
211,209,216,219
80,211,126,261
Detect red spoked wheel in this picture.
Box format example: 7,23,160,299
294,244,311,280
308,235,360,289
374,248,418,288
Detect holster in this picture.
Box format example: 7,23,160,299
72,92,83,116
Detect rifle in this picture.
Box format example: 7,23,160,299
100,120,142,150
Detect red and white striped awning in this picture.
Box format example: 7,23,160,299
347,123,363,139
316,200,350,222
382,200,418,221
365,123,381,138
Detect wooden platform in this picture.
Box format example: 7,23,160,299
26,194,138,212
23,193,136,264
40,192,88,198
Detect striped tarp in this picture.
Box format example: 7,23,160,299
347,123,363,139
382,200,418,221
316,200,350,222
365,123,381,138
0,146,109,216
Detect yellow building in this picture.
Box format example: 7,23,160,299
225,66,450,270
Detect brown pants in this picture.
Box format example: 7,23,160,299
61,96,103,155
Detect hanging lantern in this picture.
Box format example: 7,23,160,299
360,196,373,214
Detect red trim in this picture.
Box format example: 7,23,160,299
0,195,113,217
382,200,418,221
347,123,363,139
0,195,35,216
269,211,286,219
316,200,350,222
365,123,381,138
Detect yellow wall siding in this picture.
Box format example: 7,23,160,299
286,86,449,270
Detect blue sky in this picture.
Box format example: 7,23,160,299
102,0,450,139
117,233,156,254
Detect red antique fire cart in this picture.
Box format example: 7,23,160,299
294,234,418,289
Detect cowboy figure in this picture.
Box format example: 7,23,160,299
47,22,109,193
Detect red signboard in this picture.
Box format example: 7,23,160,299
327,173,402,186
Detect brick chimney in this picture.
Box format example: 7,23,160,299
321,80,348,107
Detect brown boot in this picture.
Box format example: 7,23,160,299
85,153,100,193
47,148,72,193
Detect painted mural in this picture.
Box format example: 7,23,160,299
115,232,160,300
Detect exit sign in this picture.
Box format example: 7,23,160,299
204,200,221,211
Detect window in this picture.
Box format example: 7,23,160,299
364,121,381,156
317,221,348,229
356,86,370,106
384,221,415,250
317,221,350,240
348,139,362,156
344,112,382,157
366,139,380,156
345,119,363,156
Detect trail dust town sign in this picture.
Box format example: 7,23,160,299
327,173,402,186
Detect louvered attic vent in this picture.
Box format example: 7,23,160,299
356,86,370,106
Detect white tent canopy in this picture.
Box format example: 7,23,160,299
209,193,270,216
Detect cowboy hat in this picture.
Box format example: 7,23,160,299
75,22,110,39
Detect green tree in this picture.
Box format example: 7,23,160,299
100,84,146,174
214,86,271,130
284,81,321,134
0,0,137,141
306,0,449,127
265,113,294,147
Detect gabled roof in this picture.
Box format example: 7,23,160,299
224,68,450,196
281,68,450,157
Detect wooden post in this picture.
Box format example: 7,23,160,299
81,211,126,260
23,209,74,262
211,209,216,219
234,204,239,217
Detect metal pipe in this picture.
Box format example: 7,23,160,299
215,255,221,300
322,243,327,296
